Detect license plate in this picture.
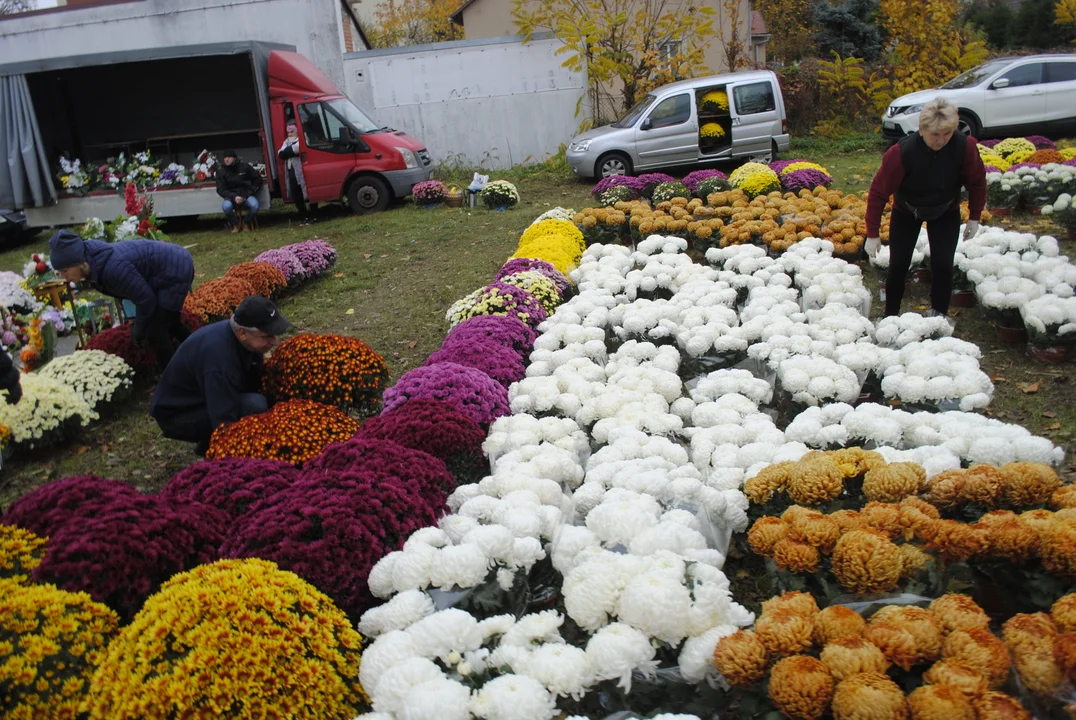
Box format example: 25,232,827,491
883,121,895,130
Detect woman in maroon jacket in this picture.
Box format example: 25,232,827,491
865,98,987,318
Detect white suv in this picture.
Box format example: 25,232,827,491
882,54,1076,140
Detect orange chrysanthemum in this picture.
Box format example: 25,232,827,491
821,636,890,680
1040,518,1076,579
756,608,816,657
224,261,288,299
1018,508,1057,532
786,457,845,505
976,510,1020,527
971,692,1032,720
943,629,1011,688
863,462,925,503
831,530,903,595
922,659,989,698
859,502,906,540
982,518,1040,564
1003,612,1058,652
1052,594,1076,633
898,543,932,578
769,655,835,720
830,672,909,720
826,448,887,478
748,516,788,556
772,538,821,573
745,461,794,503
263,334,390,416
866,621,932,671
814,605,867,646
961,465,1004,507
899,496,941,540
930,594,991,636
761,591,820,619
924,470,967,510
788,510,842,553
1000,462,1061,508
907,684,975,720
1053,632,1076,683
927,519,989,562
712,629,770,686
1009,643,1063,695
182,276,257,323
206,399,360,466
830,509,864,534
1051,485,1076,509
870,607,942,663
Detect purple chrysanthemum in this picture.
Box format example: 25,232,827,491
282,240,336,277
636,173,676,198
769,159,806,175
782,168,833,193
983,165,1003,174
590,175,647,198
254,247,307,283
159,458,299,522
442,315,537,358
1024,135,1057,150
681,169,728,193
980,139,1001,149
382,362,509,429
495,258,572,297
425,338,526,388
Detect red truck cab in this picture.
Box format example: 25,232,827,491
267,51,432,213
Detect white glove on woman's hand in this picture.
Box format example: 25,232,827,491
866,237,881,257
962,220,979,241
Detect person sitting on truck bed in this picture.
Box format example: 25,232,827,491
149,296,289,456
49,229,194,369
216,150,263,233
278,124,315,226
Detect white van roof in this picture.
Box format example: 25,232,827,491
650,70,776,97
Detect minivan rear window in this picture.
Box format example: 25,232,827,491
733,82,776,115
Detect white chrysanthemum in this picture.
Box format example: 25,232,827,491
397,676,472,720
440,514,481,543
360,630,422,696
477,614,517,640
460,524,515,563
563,551,633,630
524,642,594,700
406,609,484,664
358,590,435,637
585,622,659,692
403,527,450,550
615,565,693,643
680,625,738,683
428,544,490,589
469,674,558,720
551,525,601,573
391,544,438,593
371,657,445,714
501,610,565,648
584,488,662,546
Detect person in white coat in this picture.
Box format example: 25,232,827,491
278,124,314,226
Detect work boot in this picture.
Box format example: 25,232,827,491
230,222,241,234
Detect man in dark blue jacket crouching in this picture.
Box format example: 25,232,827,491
150,296,290,455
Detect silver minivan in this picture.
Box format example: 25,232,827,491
566,70,791,179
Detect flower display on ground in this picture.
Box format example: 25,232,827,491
441,314,538,358
590,175,646,199
357,398,488,485
26,491,226,620
425,338,527,388
696,175,732,198
82,324,159,373
495,258,573,298
1,475,142,538
729,162,776,187
182,275,257,323
38,349,135,410
159,457,300,522
221,471,442,618
305,437,456,502
512,219,586,276
0,373,97,447
636,173,676,198
84,558,369,719
993,138,1037,159
206,399,361,465
1,577,119,719
284,239,338,277
480,180,520,209
682,169,728,193
263,333,390,416
783,168,834,193
254,246,307,283
497,271,563,316
651,181,692,204
446,282,548,330
382,362,510,429
413,179,447,205
0,524,46,583
225,261,288,298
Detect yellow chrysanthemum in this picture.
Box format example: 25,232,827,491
780,161,830,177
826,448,887,478
755,608,816,658
729,161,774,186
738,170,782,199
1040,518,1076,579
788,510,842,553
700,90,729,112
972,691,1032,720
863,462,925,503
1060,147,1076,161
866,621,935,671
700,122,726,139
830,509,864,534
980,153,1011,170
927,519,989,562
1052,593,1076,633
922,659,989,698
830,672,909,720
821,636,890,680
712,629,770,686
0,577,120,719
930,594,991,636
748,516,789,556
999,461,1061,507
761,591,820,619
0,524,47,583
1006,149,1034,164
744,461,795,503
981,517,1040,564
769,655,835,720
831,531,903,594
786,457,845,505
512,219,585,275
814,605,867,646
992,137,1036,159
943,629,1012,688
859,502,905,540
870,606,942,663
924,469,967,509
772,537,821,572
85,558,368,719
907,684,975,720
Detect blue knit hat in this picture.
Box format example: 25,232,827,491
48,230,86,270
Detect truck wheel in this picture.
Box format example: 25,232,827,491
958,112,980,138
347,176,391,214
596,152,632,178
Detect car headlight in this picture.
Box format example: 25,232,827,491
395,147,418,169
903,104,923,115
569,139,592,152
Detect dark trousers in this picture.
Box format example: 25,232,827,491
288,168,310,218
886,207,961,316
144,309,190,371
155,393,269,448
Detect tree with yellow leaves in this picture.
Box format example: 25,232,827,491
514,0,717,114
1057,0,1076,29
755,0,813,62
367,0,462,48
813,52,892,137
879,0,988,96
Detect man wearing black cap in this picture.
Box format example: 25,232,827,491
149,296,291,455
215,150,263,233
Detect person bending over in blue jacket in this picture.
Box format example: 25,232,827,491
150,296,290,455
49,230,194,368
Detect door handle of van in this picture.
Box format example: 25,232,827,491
301,152,307,162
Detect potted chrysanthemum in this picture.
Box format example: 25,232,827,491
412,179,447,208
480,180,520,210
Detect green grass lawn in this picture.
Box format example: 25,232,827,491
1,149,1073,510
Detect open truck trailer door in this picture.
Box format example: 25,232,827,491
0,42,432,228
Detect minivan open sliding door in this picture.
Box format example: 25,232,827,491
728,80,780,160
